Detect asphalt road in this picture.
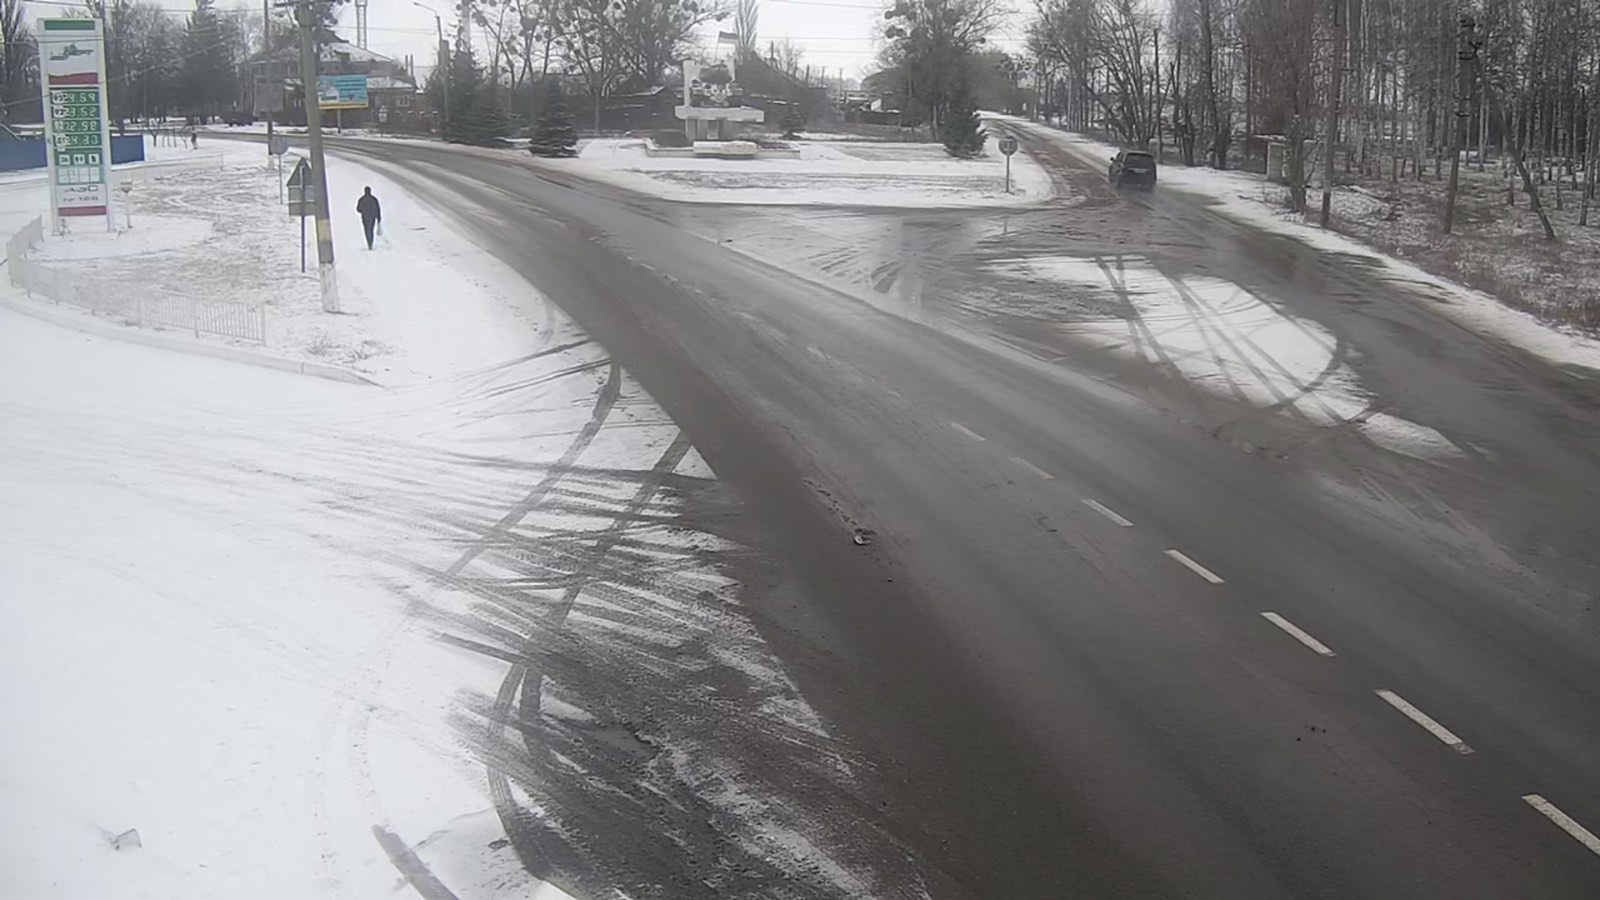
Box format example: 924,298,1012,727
282,132,1600,897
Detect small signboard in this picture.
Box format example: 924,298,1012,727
38,18,112,231
286,158,315,217
317,74,369,110
268,135,288,156
998,135,1019,157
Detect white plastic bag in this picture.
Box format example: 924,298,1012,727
375,220,384,237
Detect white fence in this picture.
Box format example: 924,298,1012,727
6,217,267,344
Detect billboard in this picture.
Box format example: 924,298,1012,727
38,18,112,230
317,74,369,110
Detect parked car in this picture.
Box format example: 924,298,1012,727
1109,149,1157,190
219,110,255,127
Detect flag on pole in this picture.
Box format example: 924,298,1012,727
717,31,739,44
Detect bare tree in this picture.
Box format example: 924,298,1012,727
1319,0,1346,227
0,0,35,121
1240,0,1318,209
1031,0,1162,146
557,0,626,130
735,0,757,59
882,0,1006,139
769,38,804,75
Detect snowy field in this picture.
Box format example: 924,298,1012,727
997,115,1600,375
0,149,879,898
571,131,1053,208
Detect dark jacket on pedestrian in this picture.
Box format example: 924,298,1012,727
356,191,381,222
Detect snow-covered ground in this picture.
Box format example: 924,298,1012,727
1000,115,1600,375
3,141,548,384
1,148,878,898
569,132,1052,208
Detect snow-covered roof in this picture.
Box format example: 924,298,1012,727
366,75,418,92
326,41,387,63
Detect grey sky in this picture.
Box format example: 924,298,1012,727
37,0,1024,83
353,0,1026,81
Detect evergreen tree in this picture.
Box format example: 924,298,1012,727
780,105,804,140
529,80,578,158
181,0,237,117
459,85,510,146
942,73,986,159
433,42,508,146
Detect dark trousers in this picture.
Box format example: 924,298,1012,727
361,217,377,249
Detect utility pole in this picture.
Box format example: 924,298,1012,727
263,0,274,160
294,0,339,311
1319,0,1346,228
1443,14,1479,234
414,3,447,136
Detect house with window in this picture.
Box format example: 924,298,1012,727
246,35,421,129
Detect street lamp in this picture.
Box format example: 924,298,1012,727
413,1,449,135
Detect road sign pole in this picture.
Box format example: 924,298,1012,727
997,134,1019,195
300,210,306,272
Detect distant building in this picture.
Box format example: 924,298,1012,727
246,36,421,129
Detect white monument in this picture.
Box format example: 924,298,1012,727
677,60,762,143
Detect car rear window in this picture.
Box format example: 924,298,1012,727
1125,153,1155,164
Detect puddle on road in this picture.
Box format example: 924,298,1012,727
985,254,1464,461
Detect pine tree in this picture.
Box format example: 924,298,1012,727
459,85,509,146
529,80,578,158
435,42,507,146
781,105,804,140
942,74,986,159
181,0,236,117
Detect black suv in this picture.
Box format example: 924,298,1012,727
1109,149,1157,190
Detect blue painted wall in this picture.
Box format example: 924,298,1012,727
0,134,145,172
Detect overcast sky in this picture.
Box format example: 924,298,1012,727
346,0,1027,82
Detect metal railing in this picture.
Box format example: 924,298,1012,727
6,216,267,344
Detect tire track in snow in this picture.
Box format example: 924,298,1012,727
444,362,623,579
485,435,693,892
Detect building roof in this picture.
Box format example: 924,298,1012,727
366,75,418,92
250,36,399,69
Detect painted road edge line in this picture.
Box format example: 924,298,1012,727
1261,612,1336,657
1082,498,1134,527
1374,690,1474,754
949,421,986,442
1164,549,1224,584
1011,456,1055,480
1522,795,1600,857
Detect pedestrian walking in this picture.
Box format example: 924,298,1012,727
356,186,382,250
189,128,197,150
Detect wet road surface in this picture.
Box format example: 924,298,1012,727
294,134,1600,897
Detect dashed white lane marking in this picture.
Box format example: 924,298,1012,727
1082,498,1134,527
1261,612,1336,657
1010,456,1055,480
1522,795,1600,857
949,421,986,442
1375,690,1474,754
1164,549,1224,584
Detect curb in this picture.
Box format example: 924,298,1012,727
0,290,378,386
